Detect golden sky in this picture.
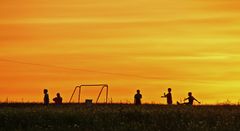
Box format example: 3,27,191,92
0,0,240,104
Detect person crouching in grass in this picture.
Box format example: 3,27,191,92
53,93,63,105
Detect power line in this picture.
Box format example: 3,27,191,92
0,58,213,83
0,57,165,80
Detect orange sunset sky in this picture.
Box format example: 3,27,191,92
0,0,240,104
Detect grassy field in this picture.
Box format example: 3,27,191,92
0,103,239,131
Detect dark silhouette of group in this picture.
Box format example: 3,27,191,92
44,88,200,106
134,88,201,105
43,89,63,105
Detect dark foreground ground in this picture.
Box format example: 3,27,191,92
0,103,239,131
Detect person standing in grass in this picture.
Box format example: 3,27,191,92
161,88,173,105
43,89,49,105
53,93,63,105
134,90,142,105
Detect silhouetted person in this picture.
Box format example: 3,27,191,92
43,89,49,105
134,90,142,105
177,92,200,105
53,93,63,105
161,88,173,105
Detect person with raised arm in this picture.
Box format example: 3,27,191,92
161,88,173,105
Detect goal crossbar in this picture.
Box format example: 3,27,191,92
69,84,109,104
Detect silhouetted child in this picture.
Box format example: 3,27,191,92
43,89,49,105
161,88,173,105
53,93,63,105
134,90,142,105
177,92,200,105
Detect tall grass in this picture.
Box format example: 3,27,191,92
0,104,239,131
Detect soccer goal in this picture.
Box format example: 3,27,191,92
69,84,109,104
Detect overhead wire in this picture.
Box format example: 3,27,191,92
0,57,165,80
0,57,212,83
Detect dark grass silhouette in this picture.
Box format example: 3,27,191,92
0,103,240,131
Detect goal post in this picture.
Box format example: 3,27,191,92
69,84,109,104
